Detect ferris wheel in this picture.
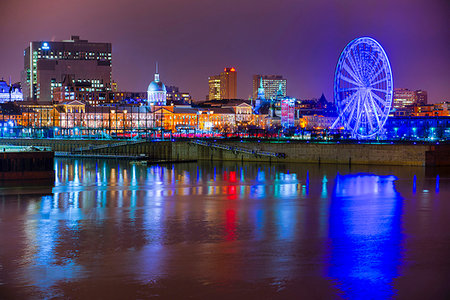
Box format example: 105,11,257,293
333,37,393,139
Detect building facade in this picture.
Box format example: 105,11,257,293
393,88,428,109
52,74,107,105
166,86,192,104
252,75,286,100
0,80,23,103
208,67,237,100
21,35,112,102
208,75,221,100
220,68,237,100
147,66,167,106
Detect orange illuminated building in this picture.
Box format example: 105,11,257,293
208,67,237,100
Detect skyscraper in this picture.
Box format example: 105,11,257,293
220,67,237,100
21,35,112,102
208,75,221,100
252,75,287,100
208,67,237,100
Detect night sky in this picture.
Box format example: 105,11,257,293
0,0,449,102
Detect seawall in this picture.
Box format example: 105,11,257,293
1,138,448,166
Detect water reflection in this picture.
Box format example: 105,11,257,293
328,173,403,299
0,159,449,299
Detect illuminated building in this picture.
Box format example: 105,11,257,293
302,115,337,130
0,102,24,126
220,68,237,100
392,88,428,109
281,98,295,128
385,116,450,140
52,74,107,105
252,75,286,100
412,102,450,117
0,80,23,103
208,68,237,100
208,75,221,100
166,86,192,104
254,77,266,112
1,98,267,136
147,64,167,106
21,35,112,102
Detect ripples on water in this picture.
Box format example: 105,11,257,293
0,159,449,299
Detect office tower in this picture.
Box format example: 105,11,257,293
21,35,112,102
208,67,237,100
219,67,237,99
252,75,287,100
208,75,221,100
393,88,429,109
416,90,428,105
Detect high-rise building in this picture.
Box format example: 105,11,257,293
252,75,287,100
208,75,221,100
208,67,237,100
220,68,237,99
21,35,112,102
393,88,428,109
416,90,428,105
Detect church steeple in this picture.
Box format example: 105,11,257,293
257,76,265,100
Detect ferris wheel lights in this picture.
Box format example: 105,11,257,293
334,37,393,139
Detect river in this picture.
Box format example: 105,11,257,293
0,159,449,299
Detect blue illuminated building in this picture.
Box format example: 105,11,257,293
385,116,450,140
0,80,23,103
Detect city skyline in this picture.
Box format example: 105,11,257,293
0,0,449,103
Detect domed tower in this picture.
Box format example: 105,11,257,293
147,63,167,106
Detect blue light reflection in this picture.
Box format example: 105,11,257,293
328,173,403,299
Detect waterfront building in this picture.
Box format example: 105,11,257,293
412,102,450,117
252,75,287,100
385,116,450,140
2,97,267,136
0,80,23,103
301,115,337,130
147,65,167,106
0,102,24,126
392,88,428,109
208,68,237,100
21,35,112,102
